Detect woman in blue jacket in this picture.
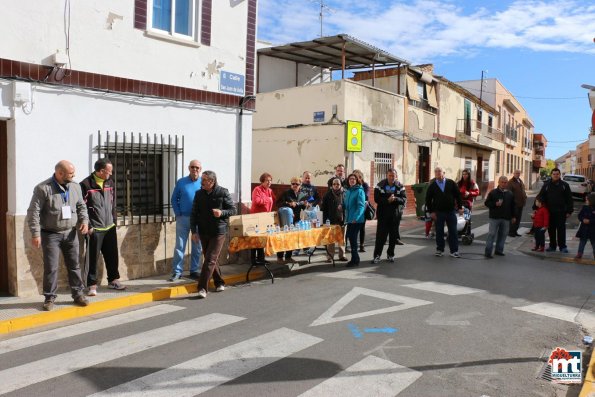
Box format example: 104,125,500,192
343,173,366,267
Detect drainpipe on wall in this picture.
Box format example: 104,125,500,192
236,95,256,214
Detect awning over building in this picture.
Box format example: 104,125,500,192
258,34,410,71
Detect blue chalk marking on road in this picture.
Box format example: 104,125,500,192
348,323,363,339
364,327,399,334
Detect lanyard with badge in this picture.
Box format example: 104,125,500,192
54,179,72,220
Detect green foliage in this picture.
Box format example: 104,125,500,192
539,159,556,177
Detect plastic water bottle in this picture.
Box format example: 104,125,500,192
275,225,281,233
325,219,331,227
284,224,289,232
316,219,321,228
254,225,260,234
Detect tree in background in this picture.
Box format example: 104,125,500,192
540,159,556,179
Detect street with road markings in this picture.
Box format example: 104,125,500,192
0,197,593,397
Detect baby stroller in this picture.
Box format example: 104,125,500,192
458,205,474,245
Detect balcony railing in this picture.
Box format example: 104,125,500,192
456,119,504,146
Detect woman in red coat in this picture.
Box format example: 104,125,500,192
251,172,274,264
457,169,480,210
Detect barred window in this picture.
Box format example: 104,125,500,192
95,131,184,224
374,152,393,183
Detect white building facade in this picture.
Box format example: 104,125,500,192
0,0,257,296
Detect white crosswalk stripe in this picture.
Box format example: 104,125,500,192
0,313,244,394
403,282,485,296
514,302,595,331
88,328,323,397
0,304,185,354
298,355,421,397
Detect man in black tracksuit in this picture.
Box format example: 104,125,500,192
80,158,125,294
538,168,573,253
191,170,236,298
373,168,407,263
425,167,464,258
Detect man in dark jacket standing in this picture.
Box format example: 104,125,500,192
372,168,407,263
538,168,574,253
191,170,236,299
80,158,125,295
484,176,516,258
425,167,464,258
507,169,527,237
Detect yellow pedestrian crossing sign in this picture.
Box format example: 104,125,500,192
346,120,362,152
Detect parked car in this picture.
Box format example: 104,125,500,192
562,174,591,198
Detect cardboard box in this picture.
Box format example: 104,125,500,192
229,211,278,237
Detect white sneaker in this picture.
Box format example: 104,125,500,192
87,286,97,296
387,256,395,263
372,256,381,264
450,252,461,258
197,288,207,299
435,251,443,257
216,285,225,292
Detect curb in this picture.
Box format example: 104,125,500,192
0,268,267,335
520,250,595,266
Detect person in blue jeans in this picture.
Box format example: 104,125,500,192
343,173,366,267
169,160,203,281
425,167,464,258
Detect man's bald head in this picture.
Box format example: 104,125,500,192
54,160,75,184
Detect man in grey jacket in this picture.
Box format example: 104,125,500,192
27,160,90,311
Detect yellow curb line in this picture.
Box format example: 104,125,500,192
0,269,266,335
580,348,595,397
521,251,595,266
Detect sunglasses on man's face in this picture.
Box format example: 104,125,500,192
291,183,300,186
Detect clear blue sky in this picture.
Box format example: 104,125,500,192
257,0,595,160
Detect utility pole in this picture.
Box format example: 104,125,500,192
479,70,487,109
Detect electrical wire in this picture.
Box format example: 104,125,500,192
463,86,583,100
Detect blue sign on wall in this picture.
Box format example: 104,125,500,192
220,71,245,96
313,111,325,122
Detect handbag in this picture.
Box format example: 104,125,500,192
364,202,376,221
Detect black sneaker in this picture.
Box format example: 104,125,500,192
395,239,405,245
494,252,505,256
188,272,200,280
168,274,182,282
484,252,493,258
74,295,89,307
42,298,55,311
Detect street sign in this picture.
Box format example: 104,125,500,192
220,71,245,96
346,120,362,152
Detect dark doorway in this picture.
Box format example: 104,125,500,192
418,146,430,182
476,156,483,184
0,121,8,294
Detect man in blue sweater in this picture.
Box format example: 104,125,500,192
169,160,203,281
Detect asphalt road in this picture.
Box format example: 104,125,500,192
0,196,592,397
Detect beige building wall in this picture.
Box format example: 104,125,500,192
253,80,414,186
